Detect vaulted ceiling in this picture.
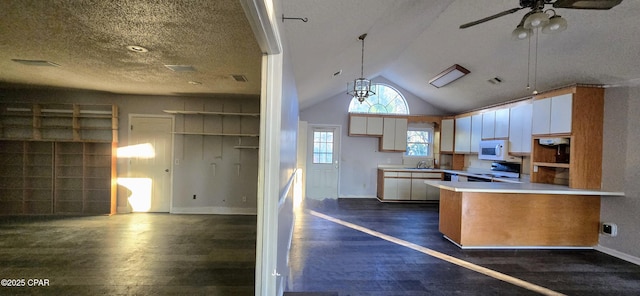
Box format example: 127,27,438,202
1,1,639,114
282,0,640,113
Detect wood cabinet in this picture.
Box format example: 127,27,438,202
454,116,471,153
377,170,442,201
509,103,533,154
532,93,572,135
380,117,408,151
349,114,383,136
440,118,454,153
470,114,482,153
530,86,604,189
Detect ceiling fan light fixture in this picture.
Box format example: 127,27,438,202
512,25,532,40
542,15,568,33
523,11,550,29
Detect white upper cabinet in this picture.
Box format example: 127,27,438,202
482,108,509,139
532,94,573,135
470,114,483,153
509,103,533,153
440,118,454,152
349,115,383,136
481,110,495,139
454,116,472,153
532,98,551,135
550,94,572,134
381,117,407,151
494,108,510,138
349,115,367,135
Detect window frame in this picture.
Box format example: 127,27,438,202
404,126,434,158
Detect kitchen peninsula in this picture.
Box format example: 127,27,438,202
426,85,625,249
426,180,624,248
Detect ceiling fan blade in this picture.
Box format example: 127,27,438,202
459,7,525,29
552,0,623,10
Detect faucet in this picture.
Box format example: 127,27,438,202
416,160,428,169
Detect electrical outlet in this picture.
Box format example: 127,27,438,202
242,196,247,202
601,222,618,237
193,194,196,200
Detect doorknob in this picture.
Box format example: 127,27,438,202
165,169,169,172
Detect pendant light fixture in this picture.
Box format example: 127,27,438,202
347,33,375,103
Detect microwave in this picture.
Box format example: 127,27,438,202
478,140,519,162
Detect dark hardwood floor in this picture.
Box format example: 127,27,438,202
2,199,639,295
0,213,256,295
286,198,640,296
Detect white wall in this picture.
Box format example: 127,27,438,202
300,76,447,198
599,85,640,261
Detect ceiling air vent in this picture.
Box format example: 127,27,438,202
12,59,60,67
488,77,503,85
164,65,197,72
232,75,248,82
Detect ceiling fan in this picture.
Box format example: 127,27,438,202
459,0,623,30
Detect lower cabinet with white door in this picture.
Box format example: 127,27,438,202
377,169,442,201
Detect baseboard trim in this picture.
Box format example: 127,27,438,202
338,195,376,199
596,245,640,266
116,206,131,214
171,206,257,215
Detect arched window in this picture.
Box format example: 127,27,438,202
348,84,409,114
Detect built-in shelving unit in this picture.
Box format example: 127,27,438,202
163,110,259,117
163,108,260,146
529,86,605,189
0,103,117,215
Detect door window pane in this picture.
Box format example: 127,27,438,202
313,131,333,164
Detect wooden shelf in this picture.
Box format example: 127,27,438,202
163,110,259,117
1,103,118,143
533,162,570,168
172,132,259,137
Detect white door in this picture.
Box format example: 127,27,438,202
129,116,173,212
306,125,340,199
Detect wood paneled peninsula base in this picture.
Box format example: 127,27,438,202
425,181,624,249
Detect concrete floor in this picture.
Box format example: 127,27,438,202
0,213,256,295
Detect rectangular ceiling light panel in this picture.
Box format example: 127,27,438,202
429,64,470,88
164,65,197,72
12,59,60,67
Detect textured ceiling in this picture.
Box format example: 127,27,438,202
283,0,640,113
0,0,262,96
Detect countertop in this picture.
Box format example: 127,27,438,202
377,167,524,183
424,180,625,196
